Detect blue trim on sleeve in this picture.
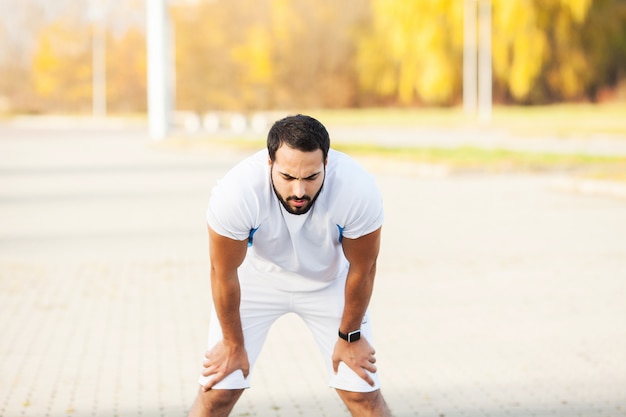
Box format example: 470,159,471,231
336,224,344,243
248,227,259,247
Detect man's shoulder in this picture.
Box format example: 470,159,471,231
211,149,269,209
327,148,376,188
208,149,271,235
221,149,268,184
232,149,268,171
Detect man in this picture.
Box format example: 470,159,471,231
188,114,391,417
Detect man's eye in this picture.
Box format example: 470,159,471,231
280,173,319,181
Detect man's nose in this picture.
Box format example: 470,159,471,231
292,180,306,198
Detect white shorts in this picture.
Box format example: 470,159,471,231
197,273,380,392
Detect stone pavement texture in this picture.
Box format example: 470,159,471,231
1,123,625,417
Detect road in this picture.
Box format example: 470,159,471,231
1,124,625,417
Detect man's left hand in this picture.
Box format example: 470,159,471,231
331,336,378,386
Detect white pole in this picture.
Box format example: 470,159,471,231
463,0,477,115
146,0,170,140
478,0,492,123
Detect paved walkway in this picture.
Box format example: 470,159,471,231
1,124,625,417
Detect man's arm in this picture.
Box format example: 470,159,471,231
332,227,382,386
201,226,249,391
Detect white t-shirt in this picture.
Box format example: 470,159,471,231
206,148,384,291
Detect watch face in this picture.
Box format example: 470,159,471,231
348,330,361,343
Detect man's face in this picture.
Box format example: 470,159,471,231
269,145,326,215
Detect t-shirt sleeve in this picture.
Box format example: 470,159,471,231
337,162,384,240
341,186,384,239
206,162,259,241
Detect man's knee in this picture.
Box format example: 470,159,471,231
203,388,243,406
336,389,391,417
188,387,244,417
338,389,378,404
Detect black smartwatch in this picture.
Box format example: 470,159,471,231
338,329,361,343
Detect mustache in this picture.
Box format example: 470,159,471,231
286,195,311,202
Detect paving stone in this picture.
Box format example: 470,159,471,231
1,125,625,417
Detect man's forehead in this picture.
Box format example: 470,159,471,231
273,146,325,166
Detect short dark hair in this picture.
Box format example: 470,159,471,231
267,114,330,162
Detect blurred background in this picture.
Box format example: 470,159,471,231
1,2,626,417
1,0,625,116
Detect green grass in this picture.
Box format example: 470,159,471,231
334,143,626,179
303,103,626,137
163,103,626,181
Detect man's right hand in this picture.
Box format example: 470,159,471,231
201,340,250,391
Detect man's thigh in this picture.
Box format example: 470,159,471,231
294,277,381,392
199,279,291,389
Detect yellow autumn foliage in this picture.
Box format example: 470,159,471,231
231,25,273,86
560,0,593,22
485,1,538,100
359,0,462,105
31,20,92,111
16,0,625,112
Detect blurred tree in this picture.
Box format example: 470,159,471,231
574,0,626,101
31,20,92,112
172,1,240,112
173,0,368,111
0,1,50,112
1,0,146,113
225,0,274,109
491,0,549,102
0,22,26,112
272,0,369,107
541,0,593,101
4,0,626,113
230,23,274,108
357,0,625,105
492,0,626,103
107,28,147,112
357,0,463,106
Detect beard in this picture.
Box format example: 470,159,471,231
271,171,325,216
